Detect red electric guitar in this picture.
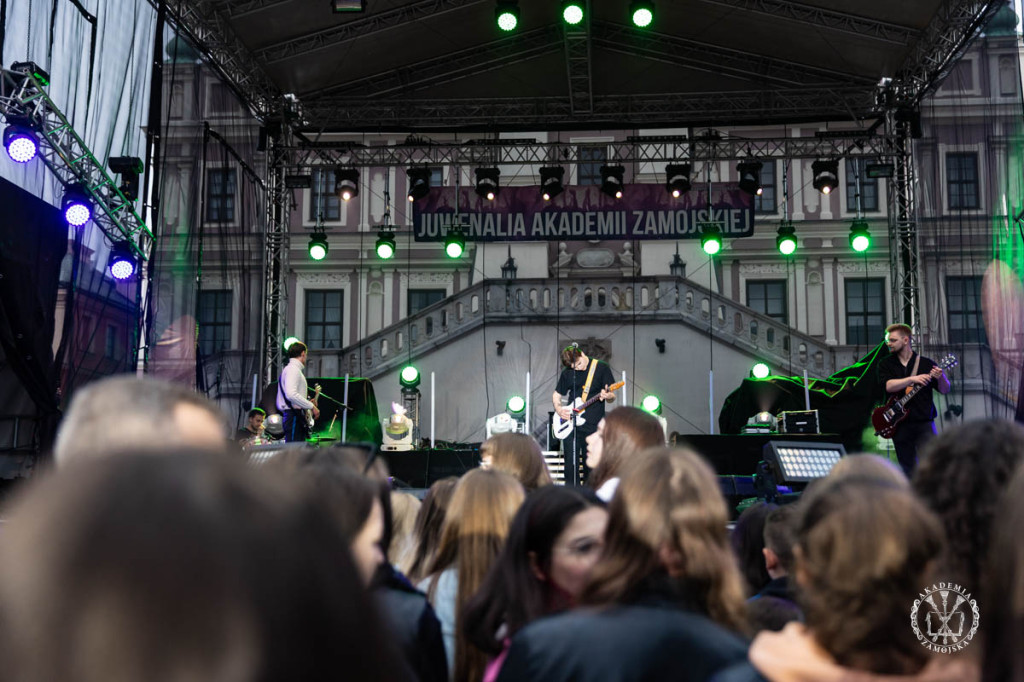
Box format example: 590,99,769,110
871,354,957,438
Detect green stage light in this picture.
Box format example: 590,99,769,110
375,230,396,259
562,0,583,24
751,362,770,379
776,223,797,256
630,0,653,27
400,365,421,389
495,1,519,31
641,394,661,415
308,231,328,260
700,223,722,256
445,229,465,258
850,220,871,252
506,395,526,415
283,336,300,351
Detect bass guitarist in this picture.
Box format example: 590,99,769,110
552,344,616,487
276,340,320,442
877,323,950,476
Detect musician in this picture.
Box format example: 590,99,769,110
276,341,319,442
877,323,950,476
552,344,616,487
234,407,266,444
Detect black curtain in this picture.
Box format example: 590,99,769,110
0,177,66,455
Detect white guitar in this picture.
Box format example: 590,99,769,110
305,384,322,430
552,381,624,440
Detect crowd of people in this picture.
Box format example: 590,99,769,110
0,374,1022,682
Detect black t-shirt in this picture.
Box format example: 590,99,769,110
555,359,616,429
877,351,938,421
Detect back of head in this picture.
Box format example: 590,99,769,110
762,504,798,575
829,453,908,488
481,433,552,490
0,451,400,682
913,418,1024,588
731,502,777,596
584,446,747,633
404,476,459,582
983,465,1024,682
796,477,943,674
53,376,226,466
590,406,664,488
389,491,422,564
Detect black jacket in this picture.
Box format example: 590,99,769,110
375,564,448,682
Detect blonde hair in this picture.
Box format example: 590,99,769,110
828,453,908,488
388,491,422,567
480,433,552,490
885,323,912,338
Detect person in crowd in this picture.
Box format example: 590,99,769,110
463,486,608,679
748,504,802,633
496,447,748,681
419,469,524,682
983,464,1024,682
913,418,1024,591
585,405,664,501
52,375,227,465
827,452,908,488
731,501,777,597
404,477,459,582
234,407,266,444
389,490,423,568
0,451,405,682
479,432,552,491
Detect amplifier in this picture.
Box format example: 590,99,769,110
778,410,819,434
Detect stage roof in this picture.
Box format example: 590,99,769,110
168,0,1003,132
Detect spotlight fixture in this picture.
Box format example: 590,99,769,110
540,166,565,201
107,241,137,281
763,440,846,485
283,336,300,351
399,364,421,389
506,395,526,417
109,156,144,201
751,362,771,379
334,168,359,201
562,0,584,25
62,185,93,227
736,161,763,196
600,165,625,199
475,167,500,201
495,1,519,31
665,163,691,197
776,223,797,256
630,0,654,27
641,394,662,415
700,222,722,255
308,231,329,261
407,167,431,202
3,119,39,163
849,220,871,252
445,227,465,259
812,160,839,195
375,229,396,260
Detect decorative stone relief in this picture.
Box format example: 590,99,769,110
836,261,889,274
577,248,615,268
408,272,452,286
739,262,789,275
297,272,351,286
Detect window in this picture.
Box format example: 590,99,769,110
946,153,979,210
845,278,885,346
305,290,343,350
310,169,341,221
408,289,446,315
197,290,232,356
947,276,986,344
429,167,444,188
104,325,118,360
755,161,776,214
205,168,236,222
999,56,1018,97
746,280,787,322
577,146,607,185
846,158,879,212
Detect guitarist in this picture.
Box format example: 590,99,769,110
276,340,320,442
552,344,616,487
878,323,950,476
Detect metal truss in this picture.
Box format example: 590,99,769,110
695,0,920,46
276,131,898,169
564,4,593,115
261,136,290,388
0,67,153,260
886,110,919,331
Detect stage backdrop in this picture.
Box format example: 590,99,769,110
413,183,753,242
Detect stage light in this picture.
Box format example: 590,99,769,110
751,362,770,379
475,167,500,201
776,223,797,256
283,336,300,351
62,185,92,227
743,411,777,434
540,166,564,201
506,395,526,416
600,165,625,199
641,394,662,415
700,223,722,255
334,168,359,201
399,364,421,389
737,161,762,196
109,156,144,201
562,0,584,24
849,220,871,252
407,167,431,202
445,227,465,259
3,120,38,163
665,163,691,197
375,230,396,260
495,1,519,31
107,241,137,281
763,440,846,484
330,0,366,12
630,0,654,27
812,159,839,195
308,231,328,260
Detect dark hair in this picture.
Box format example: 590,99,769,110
983,464,1024,682
747,596,802,634
286,341,308,359
560,344,582,368
0,452,402,682
589,406,664,489
913,418,1024,589
731,502,777,596
762,504,798,574
462,486,604,655
404,477,459,582
247,407,267,419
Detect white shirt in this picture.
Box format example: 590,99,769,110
596,477,620,502
277,358,314,410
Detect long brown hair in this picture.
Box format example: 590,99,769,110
588,406,664,490
582,446,747,633
403,477,458,582
424,469,524,682
481,433,552,491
